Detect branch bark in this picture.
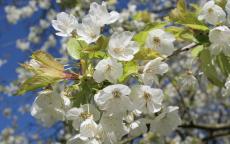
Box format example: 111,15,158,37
179,123,230,131
166,42,199,60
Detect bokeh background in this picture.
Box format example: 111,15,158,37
0,0,229,144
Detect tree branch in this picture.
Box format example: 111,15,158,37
166,42,199,60
179,123,230,131
202,131,230,141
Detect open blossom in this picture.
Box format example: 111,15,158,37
209,26,230,56
52,12,78,37
150,106,181,135
130,85,163,114
89,2,119,26
145,29,175,56
100,113,128,140
77,15,101,44
142,57,168,85
31,90,71,127
226,0,230,25
108,31,139,61
180,73,198,92
66,104,100,131
222,76,230,97
67,135,100,144
94,84,133,114
198,1,226,25
80,117,99,138
93,58,123,83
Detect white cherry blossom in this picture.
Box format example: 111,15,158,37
52,12,78,37
209,26,230,56
80,117,98,138
76,15,101,44
142,57,168,85
89,2,119,27
226,0,230,25
66,104,100,130
94,84,133,114
223,76,230,97
145,29,175,56
130,85,163,114
180,73,198,92
100,113,128,140
150,106,181,135
31,90,71,127
127,118,147,137
67,134,100,144
198,1,226,25
93,58,123,83
108,31,139,61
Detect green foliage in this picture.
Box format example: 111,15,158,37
167,0,209,44
67,38,87,60
16,75,58,95
67,36,109,60
165,27,195,42
215,0,227,8
191,45,203,57
199,49,224,87
16,51,67,95
119,61,138,83
184,24,209,31
133,11,151,22
32,51,64,72
193,30,209,44
168,0,202,25
216,53,230,77
72,76,99,107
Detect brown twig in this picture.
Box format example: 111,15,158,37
166,42,199,60
202,131,230,141
179,123,230,131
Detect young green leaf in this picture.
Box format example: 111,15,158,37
199,49,224,87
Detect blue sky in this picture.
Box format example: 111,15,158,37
0,0,133,141
0,0,64,141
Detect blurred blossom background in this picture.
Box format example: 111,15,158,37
0,0,229,144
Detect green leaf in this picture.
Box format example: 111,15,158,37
133,11,151,22
215,0,227,8
32,51,64,71
216,53,230,76
16,75,58,95
184,24,209,31
67,38,87,60
134,48,160,60
67,36,109,60
119,61,138,82
199,49,224,87
72,77,98,107
133,22,167,46
165,26,195,42
168,0,202,25
143,22,167,31
191,45,204,57
193,30,209,44
133,31,148,47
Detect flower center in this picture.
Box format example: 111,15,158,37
80,112,92,120
89,31,97,38
143,92,151,101
208,8,213,14
153,37,161,45
105,64,112,72
113,48,124,54
112,90,122,98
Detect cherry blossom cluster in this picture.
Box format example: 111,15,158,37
30,1,182,144
199,0,230,56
